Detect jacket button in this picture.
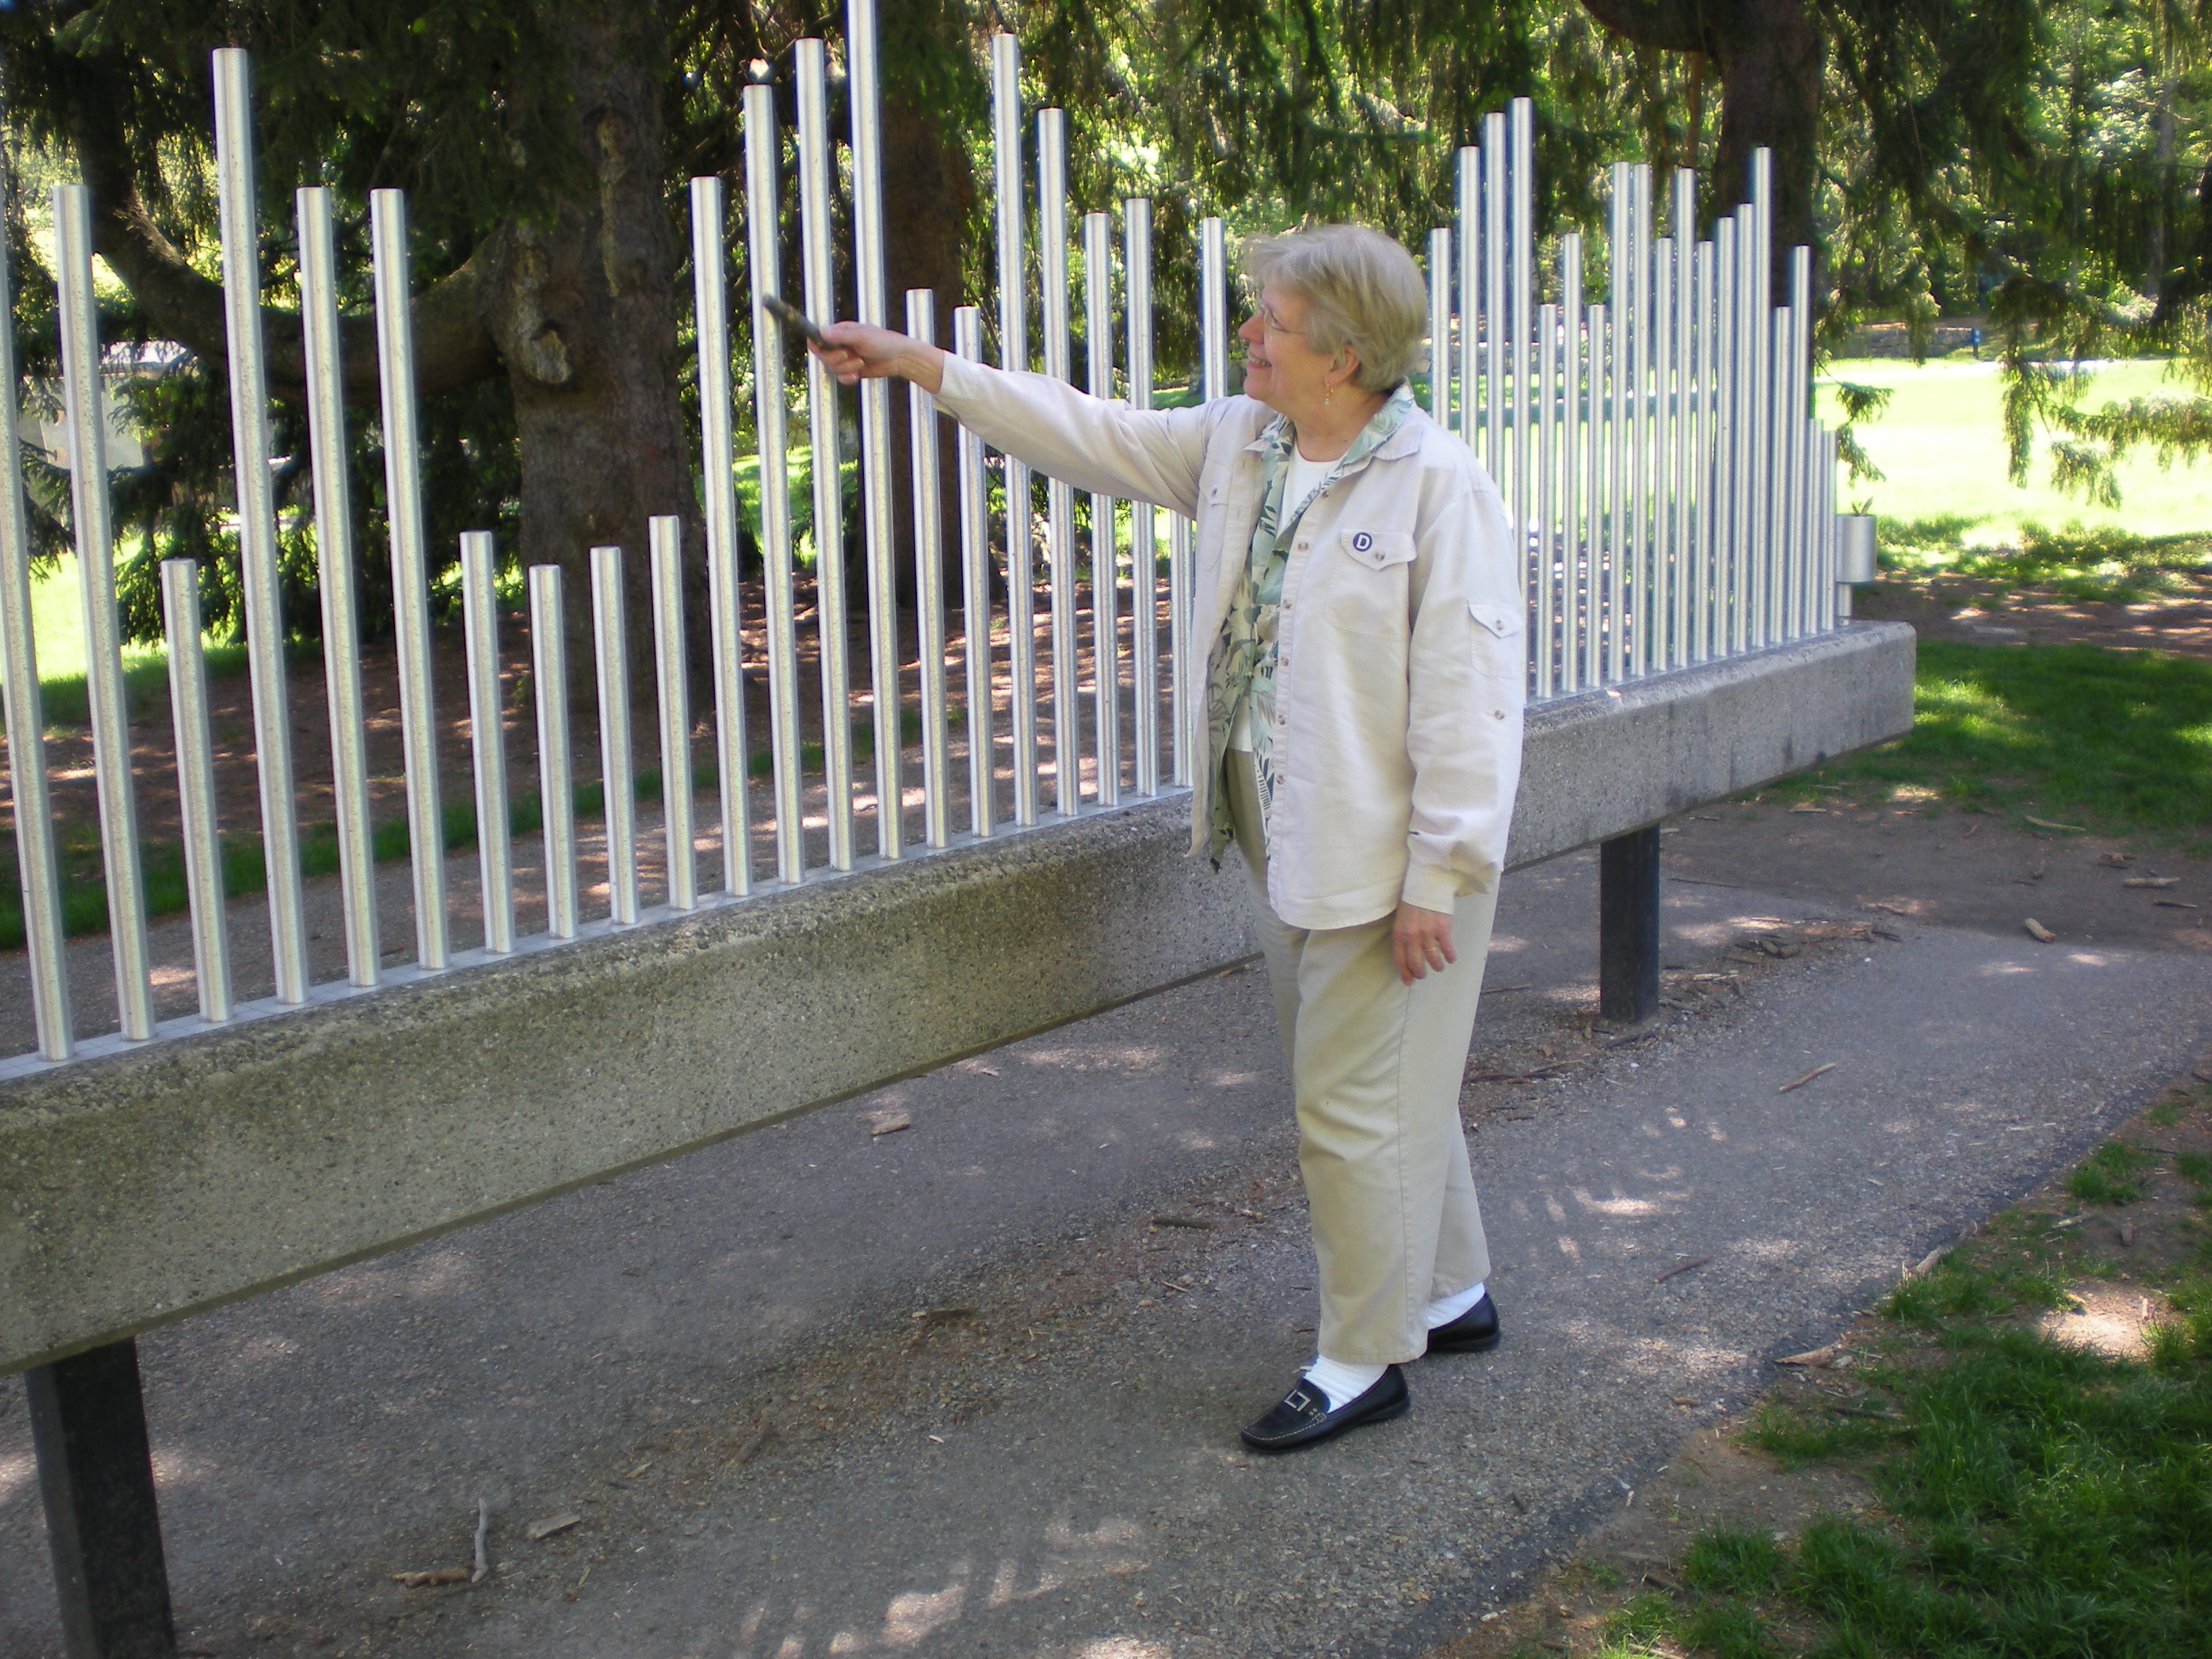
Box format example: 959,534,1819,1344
1492,710,1506,719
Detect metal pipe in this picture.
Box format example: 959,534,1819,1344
457,531,513,955
1456,147,1479,448
591,545,637,925
529,567,577,940
1168,511,1191,786
649,515,695,909
297,187,379,988
1200,217,1229,403
1693,237,1717,662
1560,234,1582,695
1126,197,1159,798
1083,211,1120,809
370,190,448,970
1819,425,1839,630
991,32,1038,829
212,49,307,1003
1605,164,1630,683
0,171,73,1057
1750,152,1776,644
796,39,852,871
1427,226,1452,428
1536,301,1557,698
953,306,996,837
1713,213,1740,655
1629,165,1652,676
1038,109,1080,816
53,185,153,1039
161,560,230,1023
1510,99,1534,556
1591,298,1614,684
1483,115,1506,478
1653,235,1676,668
743,84,804,884
689,175,752,898
1735,205,1761,650
1788,244,1814,639
849,0,902,859
906,289,951,848
1671,214,1694,665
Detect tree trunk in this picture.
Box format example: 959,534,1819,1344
480,4,705,714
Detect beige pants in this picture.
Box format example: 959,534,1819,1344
1228,753,1496,1364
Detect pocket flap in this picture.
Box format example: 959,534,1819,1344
1338,528,1416,570
1467,601,1523,638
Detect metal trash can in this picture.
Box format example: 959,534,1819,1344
1835,514,1877,618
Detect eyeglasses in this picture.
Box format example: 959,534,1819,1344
1252,301,1305,337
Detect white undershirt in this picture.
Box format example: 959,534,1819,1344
1229,446,1336,753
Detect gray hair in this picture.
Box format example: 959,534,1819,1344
1240,224,1427,393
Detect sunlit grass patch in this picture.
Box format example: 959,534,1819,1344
2068,1140,2152,1206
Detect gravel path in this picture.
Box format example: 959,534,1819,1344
4,842,2208,1658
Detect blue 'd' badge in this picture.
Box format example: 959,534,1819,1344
1351,531,1373,554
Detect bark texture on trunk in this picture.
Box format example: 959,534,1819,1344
483,3,703,702
1577,0,1822,285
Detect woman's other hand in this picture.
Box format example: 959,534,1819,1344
812,321,946,394
1392,901,1455,985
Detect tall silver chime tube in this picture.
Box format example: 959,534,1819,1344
0,170,74,1057
796,39,853,869
743,83,804,884
54,185,154,1039
1536,301,1558,698
1125,197,1160,798
952,306,996,838
1456,146,1479,449
906,289,952,848
370,189,449,969
1509,99,1534,562
161,559,230,1025
1038,109,1080,815
1083,211,1120,808
849,0,903,858
990,32,1038,827
211,49,307,1003
1560,234,1584,697
1482,115,1507,480
1427,226,1453,428
689,176,752,899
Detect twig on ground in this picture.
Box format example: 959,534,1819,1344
1779,1062,1839,1093
1654,1255,1713,1284
472,1498,491,1584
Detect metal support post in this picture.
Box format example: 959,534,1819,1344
1599,825,1662,1024
27,1338,178,1658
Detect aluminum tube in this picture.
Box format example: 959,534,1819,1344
1693,239,1717,662
456,531,513,954
1713,213,1738,655
529,567,578,940
796,41,852,871
1788,245,1814,638
297,188,379,987
212,50,306,1003
1167,512,1191,785
1750,153,1776,645
1038,110,1080,816
850,0,902,859
1734,207,1761,651
649,516,695,909
1456,148,1479,447
161,560,230,1023
1082,212,1120,808
591,545,638,925
1482,117,1506,478
1654,237,1677,668
1200,217,1229,404
370,190,448,969
906,290,951,848
1671,222,1694,665
1560,235,1582,695
743,85,804,884
991,33,1038,829
1629,165,1652,675
1605,166,1630,683
1427,226,1452,427
1510,98,1534,556
1819,426,1839,630
1126,197,1159,798
1770,306,1795,642
689,176,752,898
0,177,72,1057
953,307,996,837
1536,302,1557,698
1586,301,1609,686
54,185,153,1039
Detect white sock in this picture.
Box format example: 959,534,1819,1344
1426,1281,1488,1330
1303,1355,1388,1412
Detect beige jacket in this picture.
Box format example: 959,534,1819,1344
935,355,1525,933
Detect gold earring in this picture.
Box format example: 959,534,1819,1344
1324,386,1334,407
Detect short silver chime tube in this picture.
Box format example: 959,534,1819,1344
459,530,514,955
952,306,996,838
529,567,578,941
1125,197,1160,798
1083,211,1120,809
591,546,638,926
649,515,695,911
906,289,952,849
161,559,230,1025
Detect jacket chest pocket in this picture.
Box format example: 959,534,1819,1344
1321,527,1418,638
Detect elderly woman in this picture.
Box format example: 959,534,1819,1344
816,223,1524,1453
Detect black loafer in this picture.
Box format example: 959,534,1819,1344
1425,1290,1500,1354
1239,1364,1409,1453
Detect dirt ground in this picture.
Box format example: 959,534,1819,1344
1424,1057,2212,1659
1855,564,2212,660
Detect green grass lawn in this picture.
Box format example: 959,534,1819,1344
1816,357,2212,543
1788,640,2212,859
